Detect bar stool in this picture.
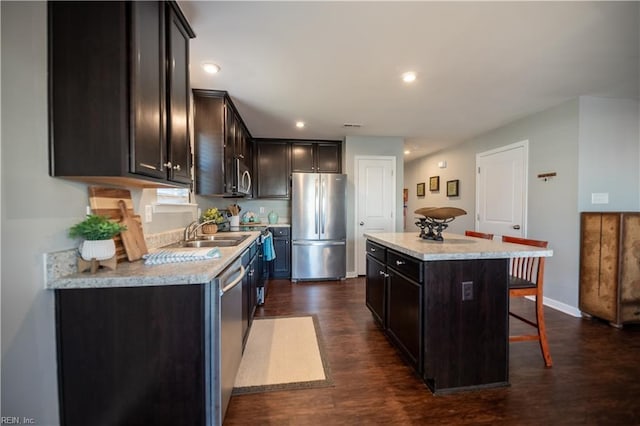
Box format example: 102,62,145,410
502,235,552,367
464,230,494,240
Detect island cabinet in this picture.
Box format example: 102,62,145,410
386,250,424,372
365,241,387,327
365,238,509,394
49,1,195,188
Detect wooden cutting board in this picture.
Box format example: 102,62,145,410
117,200,148,261
88,187,147,262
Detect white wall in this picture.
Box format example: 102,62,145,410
406,99,582,312
0,3,192,423
2,3,65,422
406,96,640,313
345,136,405,276
405,144,477,234
578,96,640,211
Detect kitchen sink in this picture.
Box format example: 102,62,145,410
162,234,251,249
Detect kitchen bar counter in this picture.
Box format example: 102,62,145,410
47,230,262,289
364,231,552,261
364,231,552,394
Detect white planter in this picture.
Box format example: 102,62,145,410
80,239,116,261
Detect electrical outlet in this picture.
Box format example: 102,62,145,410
145,205,153,223
462,281,474,301
259,206,265,214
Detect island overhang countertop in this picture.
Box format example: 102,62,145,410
364,232,553,261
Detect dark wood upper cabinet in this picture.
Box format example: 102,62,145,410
291,142,315,173
166,3,193,184
48,1,195,188
192,89,253,197
316,143,342,173
255,140,291,199
291,141,342,173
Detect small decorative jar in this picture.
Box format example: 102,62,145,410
268,211,279,224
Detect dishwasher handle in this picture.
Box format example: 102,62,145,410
220,265,245,296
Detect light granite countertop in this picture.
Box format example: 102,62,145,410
364,232,553,261
47,231,263,290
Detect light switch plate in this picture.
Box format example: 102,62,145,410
591,193,609,204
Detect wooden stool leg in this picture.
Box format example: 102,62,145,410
535,295,553,367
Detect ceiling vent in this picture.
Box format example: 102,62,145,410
343,123,362,128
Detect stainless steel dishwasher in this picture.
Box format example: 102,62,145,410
206,256,245,425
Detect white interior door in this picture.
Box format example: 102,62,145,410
355,156,396,275
475,141,528,238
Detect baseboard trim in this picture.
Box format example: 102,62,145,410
525,295,581,317
346,271,358,279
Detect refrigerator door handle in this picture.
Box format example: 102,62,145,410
314,177,320,235
321,177,326,236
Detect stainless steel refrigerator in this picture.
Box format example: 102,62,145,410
291,172,346,281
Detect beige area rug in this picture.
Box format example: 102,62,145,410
232,315,333,395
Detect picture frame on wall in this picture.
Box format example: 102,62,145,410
429,176,440,191
447,179,459,197
417,182,425,197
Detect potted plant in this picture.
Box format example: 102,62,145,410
69,214,127,261
200,208,225,234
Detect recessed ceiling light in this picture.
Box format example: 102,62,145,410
404,150,411,155
203,63,221,74
402,71,417,83
296,121,305,129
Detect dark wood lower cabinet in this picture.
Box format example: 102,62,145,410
365,242,509,394
270,227,291,279
55,285,206,426
365,255,386,327
387,268,423,372
423,259,508,393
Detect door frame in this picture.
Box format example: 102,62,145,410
354,155,396,276
475,140,529,237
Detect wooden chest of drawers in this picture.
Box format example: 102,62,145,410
579,212,640,327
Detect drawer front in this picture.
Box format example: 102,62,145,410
270,227,290,238
366,240,386,262
387,250,422,283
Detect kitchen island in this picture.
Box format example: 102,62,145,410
364,232,552,394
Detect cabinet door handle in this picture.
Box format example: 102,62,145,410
370,248,376,252
163,161,172,169
396,260,406,266
173,164,181,171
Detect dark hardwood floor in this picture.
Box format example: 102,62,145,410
225,277,640,425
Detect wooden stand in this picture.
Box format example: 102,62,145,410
78,256,117,274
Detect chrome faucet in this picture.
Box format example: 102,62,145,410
183,219,219,241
